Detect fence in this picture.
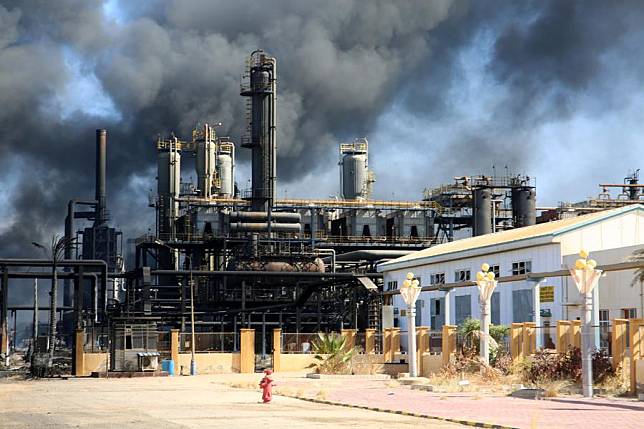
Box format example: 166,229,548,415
428,330,443,354
180,332,237,353
281,333,320,354
83,327,109,353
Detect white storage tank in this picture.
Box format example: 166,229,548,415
217,151,234,197
340,138,371,200
157,149,181,197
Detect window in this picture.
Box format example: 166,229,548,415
622,308,637,319
386,280,398,291
454,269,471,282
490,265,500,278
430,273,445,285
414,277,422,287
512,260,532,275
599,310,610,326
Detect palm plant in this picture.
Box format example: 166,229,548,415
32,235,76,368
308,333,355,374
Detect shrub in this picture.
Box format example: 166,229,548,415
522,347,616,386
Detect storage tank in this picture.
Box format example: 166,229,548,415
472,187,492,236
511,186,536,228
216,144,234,197
340,138,371,200
157,149,181,197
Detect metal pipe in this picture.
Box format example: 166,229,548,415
230,211,300,222
150,269,382,278
229,222,300,232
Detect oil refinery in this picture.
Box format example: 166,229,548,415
1,50,641,374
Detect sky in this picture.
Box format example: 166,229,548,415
0,0,643,265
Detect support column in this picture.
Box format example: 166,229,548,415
73,328,85,376
365,328,375,354
443,289,451,326
611,319,628,371
441,325,456,366
530,278,544,349
240,328,255,374
272,328,281,372
170,329,180,373
581,291,594,398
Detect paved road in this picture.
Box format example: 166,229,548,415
0,376,463,428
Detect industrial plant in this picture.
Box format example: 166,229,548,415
1,50,641,375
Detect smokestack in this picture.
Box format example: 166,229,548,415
95,129,107,226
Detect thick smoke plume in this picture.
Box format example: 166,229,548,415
1,0,643,271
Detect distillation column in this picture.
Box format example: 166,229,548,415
241,50,276,212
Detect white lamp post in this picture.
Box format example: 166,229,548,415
400,272,421,377
475,263,498,365
569,250,602,398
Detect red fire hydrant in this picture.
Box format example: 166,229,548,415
259,369,275,403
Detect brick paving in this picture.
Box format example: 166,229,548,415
319,381,644,429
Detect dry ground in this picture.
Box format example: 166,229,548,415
0,374,465,429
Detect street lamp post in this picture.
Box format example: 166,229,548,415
400,272,421,377
155,240,197,375
475,263,498,365
569,250,602,398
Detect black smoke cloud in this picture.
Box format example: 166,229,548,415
1,0,643,269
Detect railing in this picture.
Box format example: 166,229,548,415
180,332,237,353
84,328,109,353
355,332,367,353
428,330,443,354
374,333,383,354
281,333,320,354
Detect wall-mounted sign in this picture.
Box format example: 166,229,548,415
540,286,555,303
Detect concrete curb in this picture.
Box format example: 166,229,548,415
277,394,518,429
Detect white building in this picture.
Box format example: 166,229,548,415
378,204,644,349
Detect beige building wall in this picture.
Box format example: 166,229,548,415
177,353,240,374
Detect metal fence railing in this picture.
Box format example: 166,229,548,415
428,330,442,354
180,332,237,353
374,333,383,354
355,333,367,353
281,333,320,354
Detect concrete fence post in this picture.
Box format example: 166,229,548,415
272,328,281,372
556,320,571,353
383,328,392,363
365,328,376,354
416,326,428,374
170,329,180,372
391,327,401,363
629,318,644,394
511,323,523,361
523,322,536,356
572,320,582,349
73,328,85,376
240,328,255,374
341,328,356,352
611,319,628,371
441,325,456,366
